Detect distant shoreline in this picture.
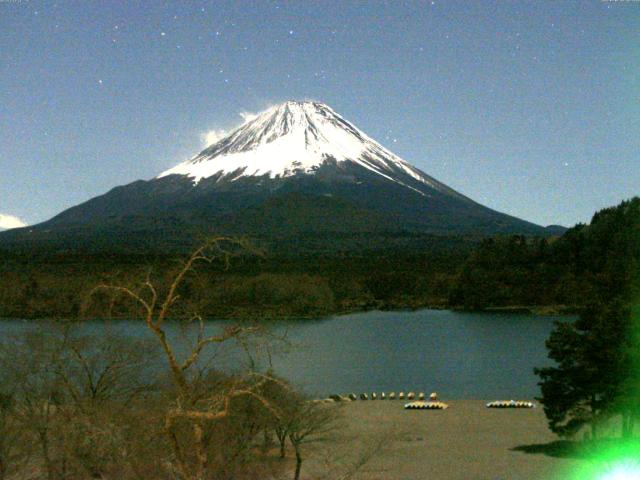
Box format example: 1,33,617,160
0,303,578,321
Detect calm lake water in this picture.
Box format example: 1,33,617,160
0,309,565,399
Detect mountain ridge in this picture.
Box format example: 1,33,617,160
158,101,462,197
0,101,561,252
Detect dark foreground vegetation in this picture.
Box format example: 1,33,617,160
0,325,347,480
534,198,640,443
1,198,638,320
0,241,350,480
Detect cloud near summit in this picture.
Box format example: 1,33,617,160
0,214,27,230
200,129,228,146
200,110,262,146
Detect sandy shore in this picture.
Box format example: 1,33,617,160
304,400,584,480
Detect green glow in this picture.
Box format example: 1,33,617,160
597,460,640,480
560,440,640,480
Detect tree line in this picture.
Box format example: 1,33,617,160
0,242,471,320
451,199,640,311
2,197,639,319
534,197,640,439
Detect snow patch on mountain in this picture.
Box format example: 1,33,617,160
158,101,449,196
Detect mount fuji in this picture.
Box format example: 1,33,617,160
0,101,556,252
158,101,465,200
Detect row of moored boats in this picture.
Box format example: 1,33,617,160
321,393,535,410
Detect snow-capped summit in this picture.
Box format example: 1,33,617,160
158,101,459,198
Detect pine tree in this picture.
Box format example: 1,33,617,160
535,301,630,438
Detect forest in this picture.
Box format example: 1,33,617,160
533,197,640,442
0,197,637,320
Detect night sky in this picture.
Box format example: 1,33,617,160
1,0,638,229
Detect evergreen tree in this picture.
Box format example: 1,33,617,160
535,301,629,437
536,197,640,439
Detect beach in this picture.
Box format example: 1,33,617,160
304,400,584,480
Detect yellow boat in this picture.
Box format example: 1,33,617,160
404,401,449,410
486,400,535,408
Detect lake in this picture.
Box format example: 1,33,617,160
0,309,564,399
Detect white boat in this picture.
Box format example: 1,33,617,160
486,400,535,409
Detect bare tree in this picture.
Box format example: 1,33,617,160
56,328,158,479
53,328,158,411
286,399,341,480
254,372,296,459
0,391,28,480
4,329,69,480
314,428,400,480
86,237,283,480
0,324,159,480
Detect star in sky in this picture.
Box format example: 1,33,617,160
2,1,636,227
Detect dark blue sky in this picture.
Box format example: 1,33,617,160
1,0,638,228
